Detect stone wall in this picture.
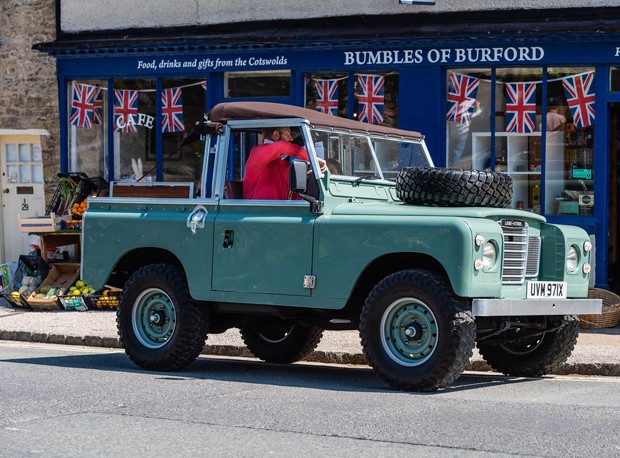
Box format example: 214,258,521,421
0,0,59,197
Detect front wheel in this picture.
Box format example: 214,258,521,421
240,320,323,363
360,269,476,392
117,264,209,371
477,317,578,377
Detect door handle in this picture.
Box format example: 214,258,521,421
186,205,208,233
223,230,235,248
2,188,9,194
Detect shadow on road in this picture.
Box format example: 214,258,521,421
3,347,534,394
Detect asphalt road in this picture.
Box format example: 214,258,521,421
1,341,619,457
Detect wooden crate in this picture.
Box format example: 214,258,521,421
19,213,63,233
27,263,80,311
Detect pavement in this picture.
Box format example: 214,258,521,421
1,302,619,376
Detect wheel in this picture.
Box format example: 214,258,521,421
477,317,578,377
117,263,209,371
396,167,513,207
360,269,476,392
240,320,323,363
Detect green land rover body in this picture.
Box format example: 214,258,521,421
82,101,601,391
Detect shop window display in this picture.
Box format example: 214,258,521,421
445,69,492,169
67,79,107,178
545,67,595,216
494,68,543,212
304,73,348,118
109,79,156,182
161,79,206,186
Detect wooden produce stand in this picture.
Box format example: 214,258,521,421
38,231,81,263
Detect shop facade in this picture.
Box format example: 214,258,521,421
35,3,620,291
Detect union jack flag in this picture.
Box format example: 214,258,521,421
314,79,339,116
505,82,537,134
446,73,480,126
161,87,185,133
201,80,207,91
562,72,595,128
70,83,95,128
113,89,138,133
357,74,385,124
92,85,104,125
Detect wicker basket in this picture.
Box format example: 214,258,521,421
579,288,620,329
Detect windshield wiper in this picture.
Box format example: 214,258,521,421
352,174,377,186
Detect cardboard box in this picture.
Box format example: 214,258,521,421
27,263,80,311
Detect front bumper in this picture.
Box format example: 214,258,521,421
472,298,602,317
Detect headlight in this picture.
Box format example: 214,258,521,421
566,245,579,272
482,241,497,269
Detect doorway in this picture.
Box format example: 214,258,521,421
608,104,620,293
0,134,46,263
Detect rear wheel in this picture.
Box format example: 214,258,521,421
477,317,578,376
117,264,209,371
360,269,476,391
240,320,323,363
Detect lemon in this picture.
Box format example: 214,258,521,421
75,280,85,289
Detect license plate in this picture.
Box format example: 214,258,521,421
526,281,567,299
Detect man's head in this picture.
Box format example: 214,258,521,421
262,127,293,143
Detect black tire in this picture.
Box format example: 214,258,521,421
117,263,209,371
477,317,578,377
240,320,323,363
396,167,513,207
360,269,476,392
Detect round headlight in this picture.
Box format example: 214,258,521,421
482,241,497,269
566,245,579,272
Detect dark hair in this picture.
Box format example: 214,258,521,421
326,158,343,174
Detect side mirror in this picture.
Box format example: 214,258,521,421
289,159,309,194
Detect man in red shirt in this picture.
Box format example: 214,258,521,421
243,127,322,200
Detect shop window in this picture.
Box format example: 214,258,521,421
224,70,290,98
545,67,595,216
354,73,399,128
161,79,206,187
304,73,348,118
494,68,543,212
446,69,492,169
112,79,156,182
67,80,107,178
611,67,620,92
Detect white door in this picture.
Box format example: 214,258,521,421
0,135,46,263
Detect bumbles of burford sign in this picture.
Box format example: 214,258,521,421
343,47,545,65
133,46,546,74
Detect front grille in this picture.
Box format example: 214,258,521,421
500,220,540,284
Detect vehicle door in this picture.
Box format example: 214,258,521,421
211,123,317,297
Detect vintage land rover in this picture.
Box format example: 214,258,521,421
82,102,601,391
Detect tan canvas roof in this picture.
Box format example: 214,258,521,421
207,102,423,140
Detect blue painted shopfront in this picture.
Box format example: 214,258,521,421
51,34,620,289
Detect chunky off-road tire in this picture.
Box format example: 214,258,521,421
396,167,513,207
477,317,578,377
240,321,323,363
360,269,476,392
117,263,209,371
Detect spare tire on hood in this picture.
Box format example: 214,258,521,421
396,167,513,208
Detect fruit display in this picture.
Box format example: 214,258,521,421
70,197,89,218
60,279,94,296
33,284,66,299
15,275,43,299
91,289,120,309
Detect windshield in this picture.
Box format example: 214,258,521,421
310,128,432,181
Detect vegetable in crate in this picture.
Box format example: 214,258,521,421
56,177,78,215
